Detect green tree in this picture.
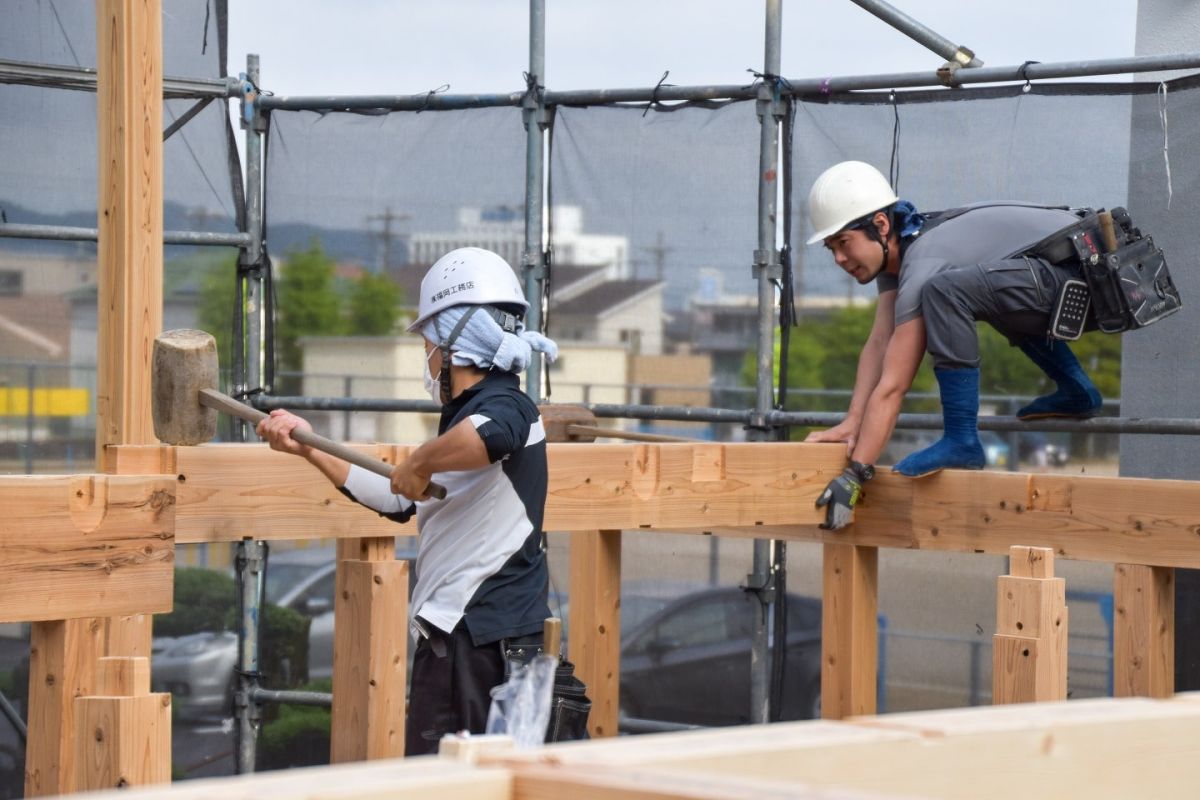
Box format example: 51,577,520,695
345,271,403,335
194,253,239,379
742,303,1122,435
277,240,343,380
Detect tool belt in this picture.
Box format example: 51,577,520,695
1016,206,1183,335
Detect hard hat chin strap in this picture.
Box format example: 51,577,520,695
434,305,522,404
865,218,890,274
846,211,891,275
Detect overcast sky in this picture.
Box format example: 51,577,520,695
227,1,1140,97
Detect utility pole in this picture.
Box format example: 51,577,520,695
640,230,672,281
367,207,409,273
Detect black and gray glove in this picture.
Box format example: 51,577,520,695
815,461,874,531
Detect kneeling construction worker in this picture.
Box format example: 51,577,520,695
807,161,1107,529
257,247,559,754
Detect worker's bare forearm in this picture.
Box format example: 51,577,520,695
844,333,889,427
407,419,489,476
851,385,904,465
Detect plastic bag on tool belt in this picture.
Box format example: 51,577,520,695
486,654,556,749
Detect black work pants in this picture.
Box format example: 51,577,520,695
920,257,1079,370
405,621,543,756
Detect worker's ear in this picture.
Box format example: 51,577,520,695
873,211,892,239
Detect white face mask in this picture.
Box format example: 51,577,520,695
422,348,442,405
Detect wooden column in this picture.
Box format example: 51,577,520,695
94,0,164,656
24,620,103,797
993,546,1068,704
331,537,408,762
821,543,878,719
1114,564,1174,698
569,529,621,737
74,658,170,791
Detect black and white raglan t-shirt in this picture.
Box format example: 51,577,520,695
338,370,550,646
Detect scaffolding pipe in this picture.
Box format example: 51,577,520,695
256,395,439,413
0,57,239,98
248,688,333,709
232,55,270,778
252,52,1200,114
233,540,267,775
242,54,266,415
522,0,548,401
0,222,250,247
745,0,785,727
250,396,1197,436
847,0,982,67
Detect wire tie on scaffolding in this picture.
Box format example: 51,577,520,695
1018,60,1040,93
643,70,672,117
233,387,265,405
415,83,450,114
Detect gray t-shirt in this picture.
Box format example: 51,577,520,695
876,204,1080,325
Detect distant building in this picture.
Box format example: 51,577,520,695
675,268,871,389
550,278,665,356
408,205,629,276
391,260,667,357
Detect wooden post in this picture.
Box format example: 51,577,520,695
24,620,103,797
73,658,170,791
993,546,1068,704
331,537,408,762
95,0,164,657
1114,564,1174,698
569,529,621,737
821,543,878,719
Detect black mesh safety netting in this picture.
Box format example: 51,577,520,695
0,0,243,240
263,106,525,272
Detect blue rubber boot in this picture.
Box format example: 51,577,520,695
1016,339,1103,420
894,368,986,477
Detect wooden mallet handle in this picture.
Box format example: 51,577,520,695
200,388,447,500
543,616,562,660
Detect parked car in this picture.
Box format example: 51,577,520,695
1017,432,1070,467
978,431,1011,469
556,583,823,727
153,544,415,720
618,586,823,726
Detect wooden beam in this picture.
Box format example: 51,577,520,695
0,476,174,622
746,470,1200,569
25,619,103,797
107,442,843,543
106,445,1200,569
512,763,903,800
993,546,1067,705
58,760,514,800
330,541,407,763
821,544,877,720
109,444,415,542
569,530,622,737
1114,563,1174,698
74,657,171,791
496,698,1200,800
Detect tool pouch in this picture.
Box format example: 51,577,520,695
1077,232,1182,333
1019,206,1183,335
544,660,592,743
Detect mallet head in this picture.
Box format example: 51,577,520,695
152,329,219,446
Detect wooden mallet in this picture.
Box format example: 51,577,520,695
151,328,446,499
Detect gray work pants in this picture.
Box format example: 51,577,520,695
920,257,1080,370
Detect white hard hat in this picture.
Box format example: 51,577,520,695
407,247,529,333
806,161,898,245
